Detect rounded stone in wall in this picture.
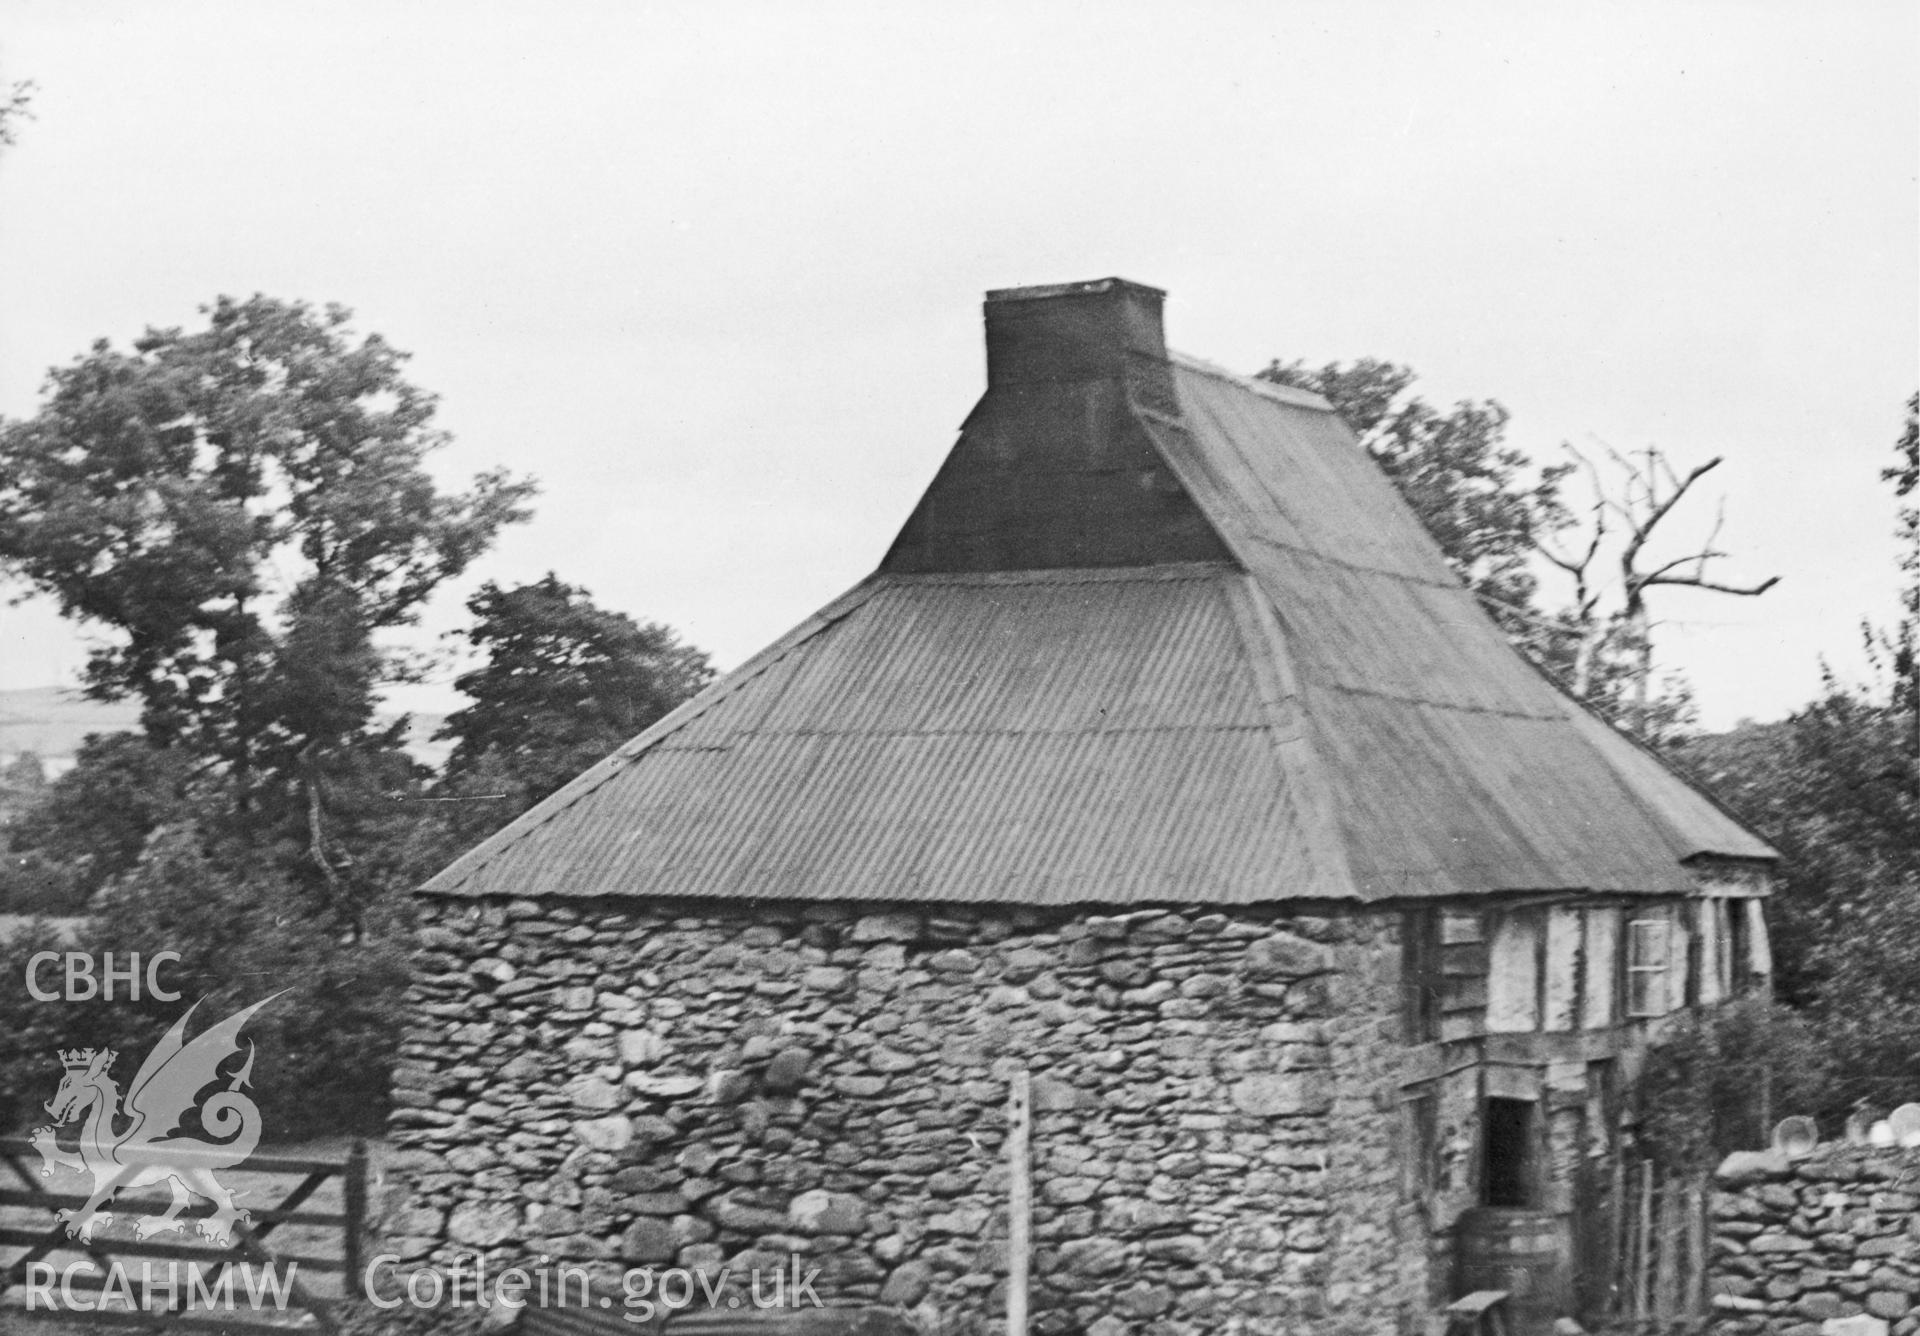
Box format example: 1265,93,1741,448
447,1201,519,1247
619,1217,676,1264
574,1114,634,1151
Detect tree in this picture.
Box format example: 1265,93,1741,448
0,297,538,1135
0,827,412,1138
1257,358,1571,646
1884,392,1918,792
438,574,713,813
0,297,534,918
3,733,196,898
1541,445,1778,738
1260,356,1779,745
0,750,46,820
1633,996,1829,1171
1674,395,1920,1121
1678,687,1919,1120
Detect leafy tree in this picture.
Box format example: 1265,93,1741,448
2,733,196,900
0,750,47,821
0,828,412,1138
0,297,543,1135
1885,392,1918,752
1674,395,1920,1122
0,296,533,772
1678,690,1919,1121
0,851,84,916
1680,694,1917,990
438,574,714,812
0,296,534,919
1634,996,1830,1171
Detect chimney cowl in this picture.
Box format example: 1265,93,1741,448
983,277,1168,386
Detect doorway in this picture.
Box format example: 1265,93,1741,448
1484,1096,1536,1207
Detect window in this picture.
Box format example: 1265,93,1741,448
1402,909,1442,1043
1625,917,1670,1018
1483,1097,1537,1207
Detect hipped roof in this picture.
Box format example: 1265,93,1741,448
427,280,1773,905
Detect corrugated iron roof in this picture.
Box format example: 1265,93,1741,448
426,284,1774,904
429,567,1356,903
1151,359,1775,873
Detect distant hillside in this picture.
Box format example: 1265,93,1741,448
0,687,450,774
0,687,140,769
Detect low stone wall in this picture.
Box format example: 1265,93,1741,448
1712,1143,1920,1334
380,895,1424,1334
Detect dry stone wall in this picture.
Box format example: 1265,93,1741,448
382,895,1425,1334
1712,1144,1920,1334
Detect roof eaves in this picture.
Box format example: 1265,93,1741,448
421,576,889,896
1516,645,1782,865
1588,708,1783,864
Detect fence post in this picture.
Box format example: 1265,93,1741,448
1634,1158,1653,1324
344,1137,368,1292
1007,1069,1031,1336
1686,1175,1707,1320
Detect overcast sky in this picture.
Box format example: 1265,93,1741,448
1,2,1914,732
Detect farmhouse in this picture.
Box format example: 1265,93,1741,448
384,278,1777,1334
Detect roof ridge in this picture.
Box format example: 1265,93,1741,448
876,562,1237,587
421,577,887,895
1216,571,1362,899
1168,350,1335,412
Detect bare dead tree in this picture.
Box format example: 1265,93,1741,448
1538,450,1609,699
1542,443,1779,735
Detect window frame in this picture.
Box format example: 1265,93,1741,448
1624,915,1670,1018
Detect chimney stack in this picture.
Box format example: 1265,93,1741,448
881,277,1228,574
983,278,1169,386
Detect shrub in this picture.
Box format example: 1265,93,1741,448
0,824,411,1142
1633,995,1832,1173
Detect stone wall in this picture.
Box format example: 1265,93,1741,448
1712,1143,1920,1333
381,895,1425,1334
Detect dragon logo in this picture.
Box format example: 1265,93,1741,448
28,994,280,1246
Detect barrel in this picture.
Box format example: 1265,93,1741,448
1453,1206,1573,1335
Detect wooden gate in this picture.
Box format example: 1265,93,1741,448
1598,1155,1710,1330
0,1137,366,1333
